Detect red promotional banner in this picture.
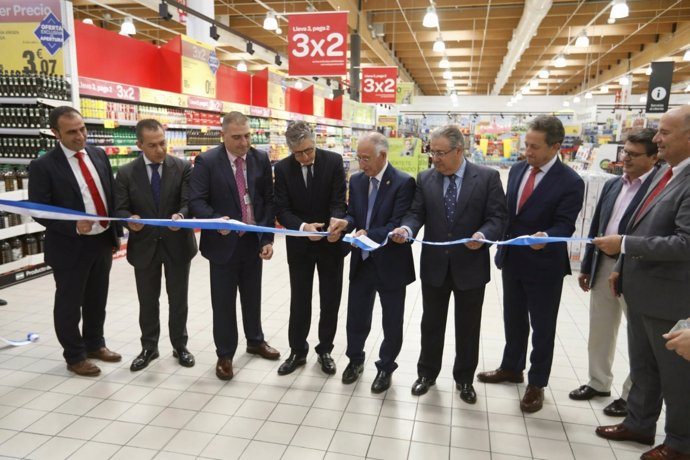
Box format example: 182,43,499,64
361,67,398,103
288,11,348,77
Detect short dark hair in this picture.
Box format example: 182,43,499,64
625,128,658,156
49,106,82,130
528,115,565,146
431,124,465,150
135,119,164,142
222,111,248,129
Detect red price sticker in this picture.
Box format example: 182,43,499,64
361,67,397,104
288,11,348,77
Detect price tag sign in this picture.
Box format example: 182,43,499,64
103,120,116,129
361,67,397,103
288,11,348,77
79,77,140,102
0,0,66,75
181,35,217,98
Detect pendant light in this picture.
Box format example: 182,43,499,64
422,7,438,28
263,11,278,31
119,17,136,36
237,60,248,72
433,36,445,53
610,0,629,19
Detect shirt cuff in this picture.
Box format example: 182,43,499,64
299,222,306,232
621,235,626,254
401,225,413,239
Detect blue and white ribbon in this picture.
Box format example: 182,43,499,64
0,332,40,347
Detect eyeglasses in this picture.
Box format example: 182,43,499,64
356,155,372,163
426,147,457,158
293,147,315,157
621,149,648,158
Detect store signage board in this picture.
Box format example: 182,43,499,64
646,61,674,113
0,0,66,75
396,82,414,105
361,67,397,103
80,76,141,102
180,35,217,98
288,11,348,77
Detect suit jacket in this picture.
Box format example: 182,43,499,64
188,144,274,265
28,144,122,269
273,148,347,263
580,168,657,286
114,154,198,268
402,160,507,290
619,164,690,320
344,164,416,290
496,159,584,280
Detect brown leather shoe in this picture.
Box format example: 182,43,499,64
477,368,524,384
86,347,122,362
641,444,690,460
246,342,280,360
67,359,101,377
216,357,234,380
595,423,655,446
520,384,544,413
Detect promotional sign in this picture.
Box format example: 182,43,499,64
387,138,427,177
0,0,67,75
646,61,674,113
180,35,217,98
288,11,348,77
396,82,414,105
361,67,397,103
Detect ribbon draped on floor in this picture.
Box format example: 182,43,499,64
0,199,591,252
0,333,40,347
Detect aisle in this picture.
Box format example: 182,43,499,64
0,235,662,459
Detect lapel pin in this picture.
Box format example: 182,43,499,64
386,180,390,185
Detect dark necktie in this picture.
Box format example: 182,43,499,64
149,163,161,211
306,164,313,192
75,151,108,228
635,168,673,224
444,175,457,224
518,167,540,212
363,177,379,260
235,157,248,223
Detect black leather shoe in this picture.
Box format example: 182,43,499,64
130,349,159,372
569,384,611,401
341,362,364,384
457,383,477,404
603,398,627,417
278,353,307,376
318,353,336,375
173,347,195,368
371,370,392,393
411,377,435,396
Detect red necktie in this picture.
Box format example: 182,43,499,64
518,167,540,211
635,168,673,224
75,151,108,228
235,157,248,223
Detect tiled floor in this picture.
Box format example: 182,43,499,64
0,235,666,459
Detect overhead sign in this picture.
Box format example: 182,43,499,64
396,82,415,105
361,67,397,103
180,35,217,98
0,0,66,75
288,11,348,77
646,61,674,113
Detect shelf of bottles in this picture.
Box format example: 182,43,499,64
0,71,72,164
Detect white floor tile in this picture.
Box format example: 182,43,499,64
200,434,249,460
366,436,410,460
26,436,84,460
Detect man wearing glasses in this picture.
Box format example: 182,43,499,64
273,121,347,376
391,125,507,404
568,129,658,417
189,111,280,381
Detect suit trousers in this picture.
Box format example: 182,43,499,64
345,258,406,373
417,269,485,384
52,232,112,364
624,308,690,453
500,271,564,387
587,255,632,399
209,234,265,359
287,246,344,355
134,244,190,350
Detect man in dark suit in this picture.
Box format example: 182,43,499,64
189,111,280,381
391,125,507,404
594,106,690,460
28,106,122,377
273,121,347,376
329,132,415,392
568,129,658,417
478,115,584,413
114,119,198,372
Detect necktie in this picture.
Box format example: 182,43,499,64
518,167,540,212
149,163,161,211
235,156,248,223
445,175,458,224
306,164,313,192
75,151,108,228
635,168,673,224
363,177,379,260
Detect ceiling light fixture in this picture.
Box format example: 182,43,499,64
645,66,653,75
246,42,255,55
433,36,445,53
209,24,219,41
554,55,567,68
640,94,647,103
237,60,247,72
607,17,616,24
610,0,629,19
158,1,172,20
538,69,550,79
119,17,136,36
443,70,452,80
585,91,593,99
82,18,94,25
573,96,581,103
274,54,282,66
683,49,690,61
530,79,539,89
439,56,450,68
619,74,630,86
422,6,438,28
295,80,303,90
575,31,589,47
275,26,282,35
263,11,278,31
601,85,609,93
563,100,570,107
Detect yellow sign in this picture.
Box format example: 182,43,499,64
377,116,397,130
396,82,414,105
140,87,188,108
313,96,325,117
180,35,216,98
387,138,427,177
503,139,512,158
0,0,66,75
